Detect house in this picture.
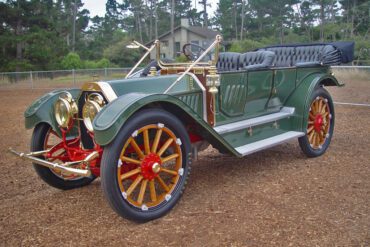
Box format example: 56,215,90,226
146,18,220,59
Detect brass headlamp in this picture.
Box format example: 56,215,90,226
54,92,78,128
82,93,105,132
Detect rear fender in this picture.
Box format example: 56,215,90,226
285,73,341,132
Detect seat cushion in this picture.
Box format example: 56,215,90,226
265,47,295,67
292,45,325,65
239,51,275,70
216,52,240,72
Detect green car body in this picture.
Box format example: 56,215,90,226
16,36,349,221
24,66,342,157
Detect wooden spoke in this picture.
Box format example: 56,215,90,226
160,168,178,176
157,138,174,157
121,156,142,165
307,125,314,133
129,138,144,159
322,112,329,118
318,99,323,112
49,129,59,137
309,112,315,120
308,121,314,124
151,128,163,153
121,167,141,180
308,131,315,144
143,129,150,155
318,131,324,143
126,175,143,197
149,179,157,202
314,132,319,147
137,179,148,205
161,153,179,163
156,175,170,192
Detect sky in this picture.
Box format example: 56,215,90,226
83,0,218,18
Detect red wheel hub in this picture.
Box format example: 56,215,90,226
314,114,323,132
141,153,161,180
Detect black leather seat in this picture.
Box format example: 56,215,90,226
216,52,240,72
239,51,275,70
259,47,295,67
257,43,345,67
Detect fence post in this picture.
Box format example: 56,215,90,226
30,71,33,89
72,69,76,86
104,67,107,80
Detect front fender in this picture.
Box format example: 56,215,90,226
24,88,80,132
285,73,341,132
93,93,204,146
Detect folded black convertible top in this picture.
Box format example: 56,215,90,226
257,41,354,66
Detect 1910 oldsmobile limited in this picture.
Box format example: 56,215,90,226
10,35,354,222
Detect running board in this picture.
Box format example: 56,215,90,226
235,131,305,156
214,107,295,135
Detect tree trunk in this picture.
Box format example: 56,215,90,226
350,0,357,38
154,0,158,39
280,20,284,44
15,19,22,74
240,0,245,40
233,1,237,40
320,0,324,41
72,0,77,52
171,0,175,58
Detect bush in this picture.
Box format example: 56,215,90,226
61,52,82,69
228,39,264,52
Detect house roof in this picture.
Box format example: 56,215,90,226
145,25,219,46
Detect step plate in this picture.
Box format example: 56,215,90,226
214,107,295,135
235,131,305,156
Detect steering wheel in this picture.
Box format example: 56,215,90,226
182,43,211,61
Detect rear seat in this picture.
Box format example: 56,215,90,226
239,51,275,70
216,51,275,72
216,43,338,72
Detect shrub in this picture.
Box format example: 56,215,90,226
61,52,82,69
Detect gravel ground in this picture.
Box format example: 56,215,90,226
0,76,369,246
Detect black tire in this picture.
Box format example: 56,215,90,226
101,109,192,222
31,123,96,190
299,87,335,157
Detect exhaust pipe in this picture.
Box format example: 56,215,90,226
8,148,96,177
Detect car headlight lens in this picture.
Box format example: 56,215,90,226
54,92,78,128
82,94,105,132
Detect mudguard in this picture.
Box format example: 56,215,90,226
24,88,80,133
92,93,239,156
285,73,342,133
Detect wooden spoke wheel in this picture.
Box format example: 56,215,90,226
299,87,335,157
307,96,331,149
118,124,183,208
101,109,191,222
31,123,95,190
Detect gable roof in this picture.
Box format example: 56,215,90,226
145,25,219,46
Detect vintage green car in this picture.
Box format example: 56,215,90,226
10,35,354,222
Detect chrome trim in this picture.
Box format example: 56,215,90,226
8,148,98,177
183,72,207,122
235,131,305,156
214,107,296,134
96,81,118,102
163,35,223,94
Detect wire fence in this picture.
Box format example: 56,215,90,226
0,66,368,91
0,68,136,90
